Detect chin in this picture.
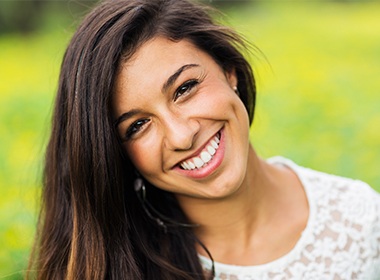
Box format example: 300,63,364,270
202,173,246,200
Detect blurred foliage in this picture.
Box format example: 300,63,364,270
0,31,70,279
0,1,379,278
231,2,380,189
0,0,98,34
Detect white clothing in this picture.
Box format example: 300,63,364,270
200,157,380,280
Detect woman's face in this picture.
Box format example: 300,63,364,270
113,37,251,200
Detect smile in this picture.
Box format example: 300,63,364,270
179,133,220,170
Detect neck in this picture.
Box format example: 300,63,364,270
176,146,308,265
176,146,268,243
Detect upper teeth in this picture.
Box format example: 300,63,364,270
180,134,220,170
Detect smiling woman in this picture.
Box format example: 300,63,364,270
114,38,250,197
27,0,380,279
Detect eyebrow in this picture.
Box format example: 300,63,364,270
162,63,200,93
114,63,200,128
114,109,142,127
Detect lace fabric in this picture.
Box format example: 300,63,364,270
200,157,380,280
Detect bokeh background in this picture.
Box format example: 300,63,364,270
0,0,379,278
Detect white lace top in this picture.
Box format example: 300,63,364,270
200,157,380,279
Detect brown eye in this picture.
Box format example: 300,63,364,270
174,79,199,101
125,119,150,139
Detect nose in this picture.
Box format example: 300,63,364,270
162,114,200,151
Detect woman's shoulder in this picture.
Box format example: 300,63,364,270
268,156,380,235
268,156,380,202
267,156,380,278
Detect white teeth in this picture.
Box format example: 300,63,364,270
210,140,218,149
207,145,216,155
200,151,212,163
188,161,196,169
182,162,190,170
193,157,204,168
179,132,221,170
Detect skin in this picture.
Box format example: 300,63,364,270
113,37,309,265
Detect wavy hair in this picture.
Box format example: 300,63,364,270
28,0,256,279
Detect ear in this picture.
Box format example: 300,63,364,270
225,67,238,89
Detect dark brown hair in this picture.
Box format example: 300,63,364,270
28,0,256,279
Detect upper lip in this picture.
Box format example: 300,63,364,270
172,129,221,169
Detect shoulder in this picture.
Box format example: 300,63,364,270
274,156,380,224
292,159,380,224
268,157,380,277
271,157,380,267
268,156,380,220
313,168,379,229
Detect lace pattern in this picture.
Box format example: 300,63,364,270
200,157,380,279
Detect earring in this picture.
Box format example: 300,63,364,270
134,174,198,232
134,176,167,231
134,177,146,198
233,86,240,96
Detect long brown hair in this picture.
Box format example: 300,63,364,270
28,0,256,279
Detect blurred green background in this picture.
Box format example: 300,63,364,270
0,0,379,278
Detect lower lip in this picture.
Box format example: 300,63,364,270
175,128,225,179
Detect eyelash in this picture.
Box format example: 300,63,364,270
173,79,199,101
125,118,150,140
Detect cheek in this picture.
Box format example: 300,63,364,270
205,90,246,121
190,87,237,118
125,139,161,175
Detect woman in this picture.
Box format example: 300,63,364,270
29,0,380,279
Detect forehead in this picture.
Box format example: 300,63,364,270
115,37,214,94
129,37,203,64
124,36,204,72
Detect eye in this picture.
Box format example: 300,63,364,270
125,118,150,140
174,79,199,101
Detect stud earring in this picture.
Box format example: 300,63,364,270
233,86,240,96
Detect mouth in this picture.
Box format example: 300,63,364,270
179,131,221,170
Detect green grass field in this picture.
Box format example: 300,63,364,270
0,2,379,278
